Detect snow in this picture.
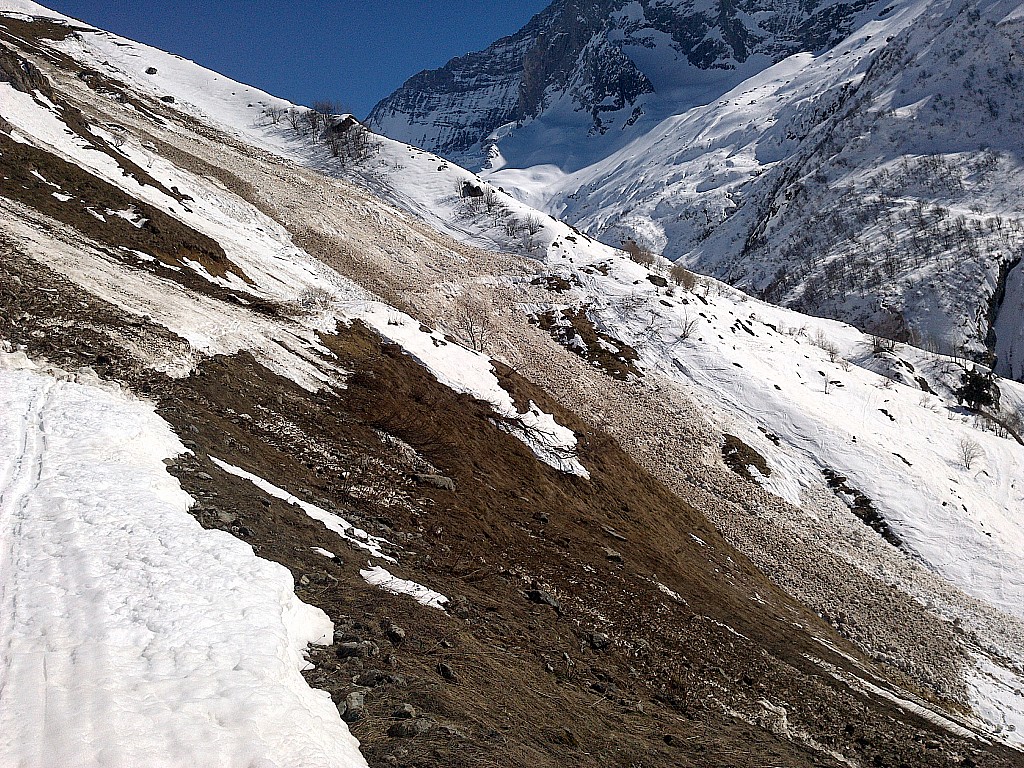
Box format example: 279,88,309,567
335,109,1024,626
809,656,989,744
354,304,589,477
336,122,1024,744
210,457,396,563
0,45,589,476
360,566,449,611
967,654,1024,748
0,0,69,20
0,354,366,767
5,0,1023,746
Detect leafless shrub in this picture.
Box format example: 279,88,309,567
523,214,545,236
454,293,493,352
610,291,647,323
812,330,841,362
262,106,286,125
282,286,337,317
678,312,699,342
483,186,500,213
870,334,898,354
622,239,655,267
670,263,697,291
464,195,485,215
958,437,983,469
285,108,305,132
325,120,379,164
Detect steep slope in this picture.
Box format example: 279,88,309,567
367,0,884,170
494,0,1024,377
2,3,1024,767
370,0,1024,378
336,126,1024,746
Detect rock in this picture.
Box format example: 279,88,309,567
355,670,382,687
216,512,237,526
526,587,563,614
145,66,158,75
386,624,406,643
448,595,471,618
412,473,456,491
588,631,611,651
393,703,416,719
298,574,311,587
436,662,458,682
342,691,365,722
336,640,380,659
388,718,435,738
756,699,790,739
647,274,668,288
196,471,213,481
160,95,175,103
604,547,623,563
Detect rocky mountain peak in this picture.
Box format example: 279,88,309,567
367,0,879,164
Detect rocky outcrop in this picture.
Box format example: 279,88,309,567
367,0,877,163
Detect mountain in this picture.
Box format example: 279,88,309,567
2,2,1024,767
366,0,882,169
369,0,1024,380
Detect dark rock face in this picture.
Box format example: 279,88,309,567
367,0,875,160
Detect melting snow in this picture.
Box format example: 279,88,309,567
360,566,449,611
210,457,396,563
0,354,366,767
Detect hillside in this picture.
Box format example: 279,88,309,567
1,2,1023,767
369,0,1024,379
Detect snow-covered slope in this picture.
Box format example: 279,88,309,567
347,134,1024,620
327,120,1024,747
368,0,1024,378
367,0,886,170
0,352,366,767
494,0,1024,378
4,1,1024,762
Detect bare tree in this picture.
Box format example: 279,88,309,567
312,99,345,119
325,120,379,164
958,437,983,469
454,294,493,352
523,214,545,236
812,330,841,363
678,312,699,342
285,108,304,132
262,106,286,125
670,263,697,291
483,186,500,213
622,239,655,267
301,108,324,144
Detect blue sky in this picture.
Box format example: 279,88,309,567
46,1,549,117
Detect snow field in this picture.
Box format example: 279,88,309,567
0,354,366,767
